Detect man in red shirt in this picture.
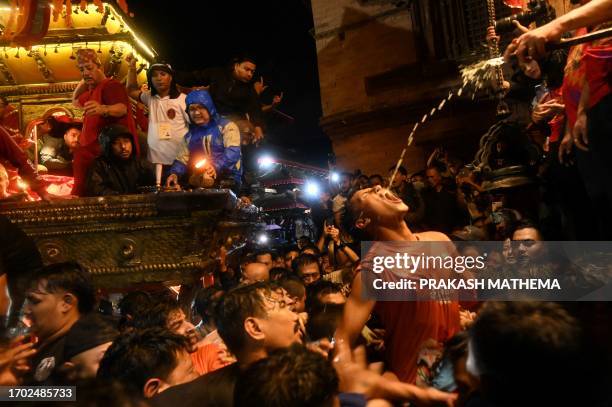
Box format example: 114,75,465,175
71,49,137,196
337,186,461,385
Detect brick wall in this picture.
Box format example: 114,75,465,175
312,0,417,118
312,0,574,176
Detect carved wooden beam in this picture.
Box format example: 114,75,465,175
0,57,17,86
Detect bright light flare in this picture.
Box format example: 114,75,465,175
258,156,275,169
305,181,320,198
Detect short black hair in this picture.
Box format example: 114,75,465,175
278,275,306,299
232,54,257,65
117,291,153,331
512,218,541,236
34,262,96,314
215,282,272,354
470,302,581,406
130,297,181,331
293,253,320,275
193,286,224,322
97,327,189,397
299,244,320,256
234,344,339,407
270,267,292,281
306,280,342,313
283,246,300,257
368,174,384,183
255,249,274,260
388,165,407,176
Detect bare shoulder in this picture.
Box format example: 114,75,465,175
415,231,451,242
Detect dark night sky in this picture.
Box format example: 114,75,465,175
127,0,331,167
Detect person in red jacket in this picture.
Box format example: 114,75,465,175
71,49,138,196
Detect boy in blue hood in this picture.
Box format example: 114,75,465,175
166,90,242,192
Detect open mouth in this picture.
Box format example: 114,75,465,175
382,189,402,203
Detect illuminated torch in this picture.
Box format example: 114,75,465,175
190,158,215,188
194,158,207,169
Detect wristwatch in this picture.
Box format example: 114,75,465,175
102,105,109,117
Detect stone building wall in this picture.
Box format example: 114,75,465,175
312,0,574,176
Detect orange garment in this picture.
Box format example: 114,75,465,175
190,342,230,376
363,241,461,384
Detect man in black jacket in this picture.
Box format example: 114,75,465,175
86,124,154,196
175,56,265,145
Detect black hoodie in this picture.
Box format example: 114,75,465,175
85,125,155,196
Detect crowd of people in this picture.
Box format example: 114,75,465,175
0,0,611,406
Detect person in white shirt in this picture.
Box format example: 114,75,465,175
127,58,190,184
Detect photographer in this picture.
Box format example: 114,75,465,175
316,222,359,272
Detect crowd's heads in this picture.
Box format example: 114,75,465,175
131,297,198,350
97,327,197,399
283,247,300,269
388,165,408,188
356,174,370,190
186,90,217,126
232,55,257,83
147,61,180,98
469,302,582,407
241,260,271,285
300,244,320,257
338,172,352,194
293,254,321,286
76,49,104,85
98,125,135,161
62,313,119,381
117,291,153,332
305,280,345,313
511,219,545,264
255,250,274,271
278,276,306,313
25,262,95,341
192,286,224,326
426,166,443,189
215,282,302,358
368,174,383,187
270,266,292,281
234,344,339,407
